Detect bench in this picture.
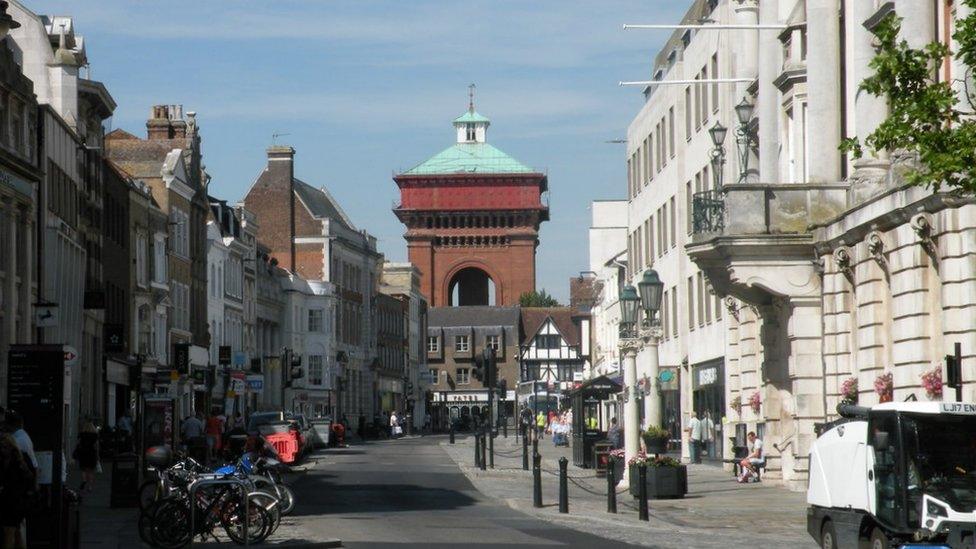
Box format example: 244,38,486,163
725,458,764,481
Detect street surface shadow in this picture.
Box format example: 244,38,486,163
292,482,477,516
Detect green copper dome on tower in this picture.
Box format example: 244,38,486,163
403,88,535,175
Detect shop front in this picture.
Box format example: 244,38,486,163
691,359,725,460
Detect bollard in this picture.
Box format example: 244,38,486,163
522,433,529,470
503,421,508,439
450,423,455,444
607,459,617,514
532,452,543,508
474,433,481,468
558,457,569,514
638,463,649,521
488,427,494,469
480,433,487,471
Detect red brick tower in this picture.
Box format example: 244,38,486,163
394,97,548,307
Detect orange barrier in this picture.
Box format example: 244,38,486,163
266,432,299,463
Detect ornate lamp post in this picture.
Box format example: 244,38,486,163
709,121,728,191
734,98,756,183
618,270,665,480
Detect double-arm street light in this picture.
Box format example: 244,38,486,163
618,269,665,474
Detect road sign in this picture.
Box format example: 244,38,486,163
219,346,231,366
35,304,59,327
246,375,264,393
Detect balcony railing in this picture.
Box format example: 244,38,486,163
692,190,725,234
691,184,849,240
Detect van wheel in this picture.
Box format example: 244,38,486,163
869,527,890,549
821,521,837,549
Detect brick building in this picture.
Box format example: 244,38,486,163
242,145,381,420
394,100,549,307
426,306,520,430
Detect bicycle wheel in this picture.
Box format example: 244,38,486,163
274,484,295,516
250,490,282,535
138,479,163,512
149,499,192,549
221,497,271,545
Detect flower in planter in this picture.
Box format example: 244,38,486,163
874,372,893,402
648,456,681,468
628,449,651,467
920,366,943,400
840,376,858,405
609,448,626,460
730,395,742,415
748,391,761,414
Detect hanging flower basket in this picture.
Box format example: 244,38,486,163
730,395,742,415
748,391,761,414
874,372,893,403
840,376,858,405
920,366,943,400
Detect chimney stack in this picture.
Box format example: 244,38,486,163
146,104,188,140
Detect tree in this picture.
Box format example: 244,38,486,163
518,289,561,307
842,2,976,193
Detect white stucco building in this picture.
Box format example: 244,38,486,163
587,200,627,381
623,0,976,490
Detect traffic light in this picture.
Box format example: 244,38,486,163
472,354,485,383
496,379,507,399
484,347,497,388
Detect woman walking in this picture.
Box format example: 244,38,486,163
75,421,100,493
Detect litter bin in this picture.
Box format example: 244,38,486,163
110,452,140,508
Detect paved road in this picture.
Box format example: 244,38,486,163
295,435,638,548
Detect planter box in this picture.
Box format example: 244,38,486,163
642,436,669,454
629,464,688,499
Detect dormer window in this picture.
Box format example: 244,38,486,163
466,123,476,142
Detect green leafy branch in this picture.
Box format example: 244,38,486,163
842,2,976,193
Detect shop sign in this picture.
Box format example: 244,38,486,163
246,375,264,394
692,360,724,390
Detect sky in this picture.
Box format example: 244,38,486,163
33,0,685,302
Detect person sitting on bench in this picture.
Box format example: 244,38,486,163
737,431,765,483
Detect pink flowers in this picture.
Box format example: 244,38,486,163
748,391,761,414
609,448,626,459
874,372,893,402
840,377,858,404
921,366,943,399
628,449,651,467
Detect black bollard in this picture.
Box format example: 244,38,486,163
480,433,487,471
450,423,455,444
558,457,569,514
532,452,543,508
503,421,508,439
488,427,494,469
607,459,617,514
638,463,649,521
474,432,481,468
522,433,529,470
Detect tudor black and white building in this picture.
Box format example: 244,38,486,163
517,308,591,411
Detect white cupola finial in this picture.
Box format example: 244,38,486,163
454,84,490,144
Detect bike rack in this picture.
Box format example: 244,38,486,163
187,477,252,547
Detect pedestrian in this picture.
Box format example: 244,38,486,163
390,411,400,438
4,411,36,472
231,411,246,432
686,411,703,464
182,411,205,460
73,420,100,493
738,432,766,483
204,409,224,460
607,417,622,449
702,411,715,458
117,410,134,451
0,431,33,549
535,411,546,439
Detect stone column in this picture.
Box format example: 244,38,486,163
757,0,780,182
4,199,16,345
849,0,891,202
620,339,640,481
806,0,843,182
733,0,760,98
19,207,32,342
786,295,825,490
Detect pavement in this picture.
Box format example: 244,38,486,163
440,432,818,548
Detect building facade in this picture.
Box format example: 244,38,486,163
380,262,429,430
622,0,730,461
242,145,380,420
393,102,549,307
517,308,591,412
586,200,628,381
0,14,40,410
426,306,520,430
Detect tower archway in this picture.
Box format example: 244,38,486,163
448,267,496,306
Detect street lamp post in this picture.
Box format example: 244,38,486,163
733,98,755,184
708,121,728,191
618,270,665,479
